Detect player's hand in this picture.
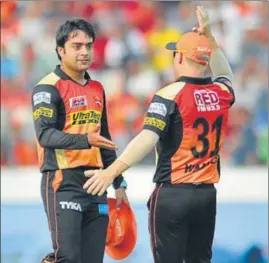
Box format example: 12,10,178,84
88,124,118,150
192,6,212,37
115,188,129,209
84,169,115,196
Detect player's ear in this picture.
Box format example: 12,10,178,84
178,52,183,64
57,46,65,59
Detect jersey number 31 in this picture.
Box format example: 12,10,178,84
191,115,223,158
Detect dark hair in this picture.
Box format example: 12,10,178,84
55,19,96,61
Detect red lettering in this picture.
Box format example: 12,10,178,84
201,93,211,104
209,92,219,104
194,92,204,105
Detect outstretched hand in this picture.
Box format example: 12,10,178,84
83,169,114,196
192,6,212,37
87,124,118,150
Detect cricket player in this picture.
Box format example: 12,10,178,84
84,6,235,263
32,19,128,263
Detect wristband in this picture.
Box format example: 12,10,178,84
119,179,128,189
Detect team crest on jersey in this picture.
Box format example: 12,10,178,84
193,90,220,112
94,96,102,108
70,96,87,108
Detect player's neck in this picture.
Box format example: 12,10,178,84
176,69,204,79
60,64,86,85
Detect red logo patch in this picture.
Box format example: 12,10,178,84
70,96,88,108
193,90,220,112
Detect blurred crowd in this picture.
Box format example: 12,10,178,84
1,1,268,166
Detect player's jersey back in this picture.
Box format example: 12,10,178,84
143,76,235,184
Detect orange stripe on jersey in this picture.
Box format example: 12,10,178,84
52,170,63,192
35,138,44,167
55,149,68,169
61,114,103,168
63,147,103,169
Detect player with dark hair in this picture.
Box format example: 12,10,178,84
84,6,235,263
31,19,128,263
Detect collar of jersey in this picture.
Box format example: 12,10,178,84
176,76,213,85
54,65,91,83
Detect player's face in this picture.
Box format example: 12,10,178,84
59,30,93,72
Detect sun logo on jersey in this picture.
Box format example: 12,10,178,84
94,96,102,108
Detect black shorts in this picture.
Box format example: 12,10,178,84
148,183,217,263
41,168,109,263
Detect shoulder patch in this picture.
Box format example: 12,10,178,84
148,102,167,117
33,92,51,105
36,72,61,87
156,82,186,100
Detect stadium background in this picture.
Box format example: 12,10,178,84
1,1,268,263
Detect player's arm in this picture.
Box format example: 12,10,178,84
103,95,175,177
194,6,233,82
83,95,175,195
32,84,91,149
100,93,126,189
194,6,235,104
209,38,235,105
209,38,233,83
209,37,235,106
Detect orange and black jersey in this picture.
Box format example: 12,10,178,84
143,76,235,184
32,66,123,188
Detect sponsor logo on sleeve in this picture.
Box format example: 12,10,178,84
144,117,166,131
33,107,53,120
148,102,167,117
33,92,51,105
